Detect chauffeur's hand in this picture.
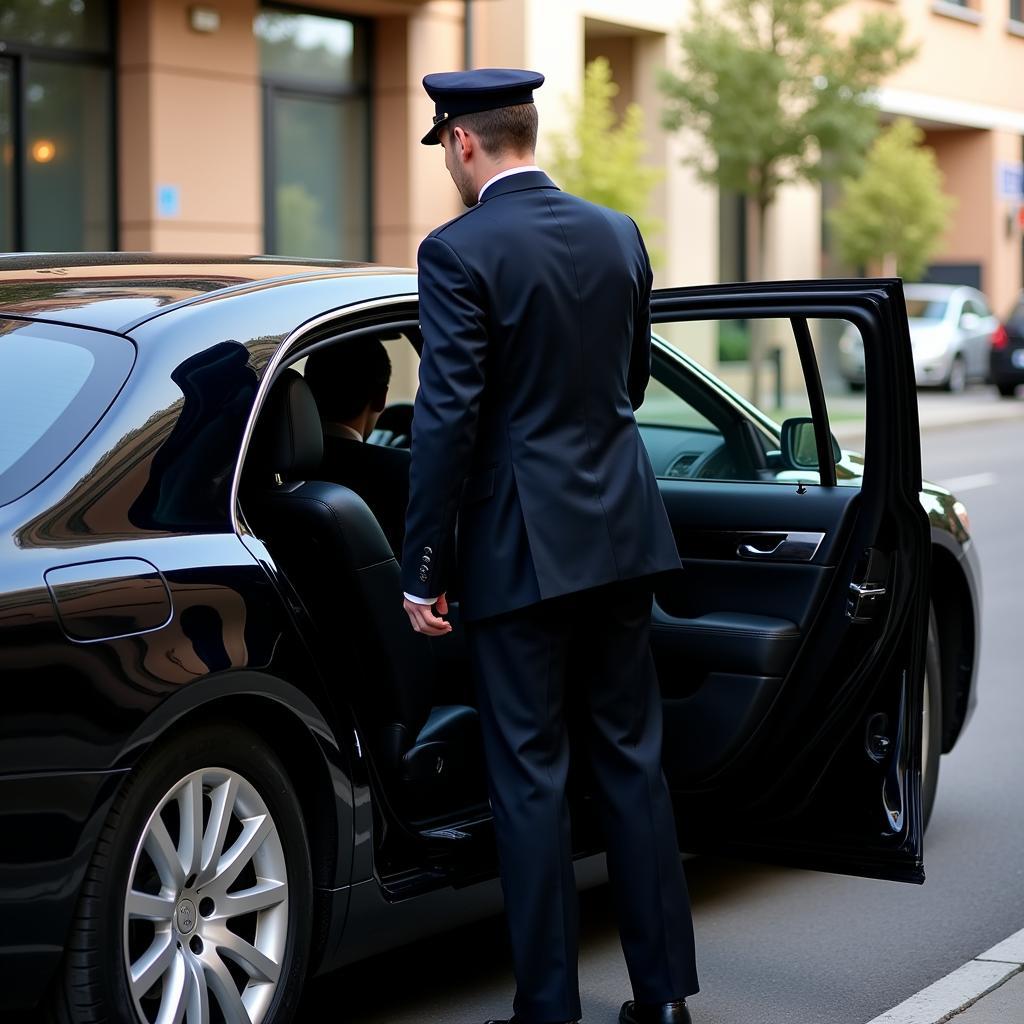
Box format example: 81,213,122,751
403,593,453,636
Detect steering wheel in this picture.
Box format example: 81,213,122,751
369,402,414,448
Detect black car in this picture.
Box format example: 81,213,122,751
0,255,980,1024
990,293,1024,397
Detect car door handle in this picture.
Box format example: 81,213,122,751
737,531,825,562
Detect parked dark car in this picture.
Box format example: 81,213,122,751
990,293,1024,397
0,255,980,1024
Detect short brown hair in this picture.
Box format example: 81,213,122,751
445,102,538,157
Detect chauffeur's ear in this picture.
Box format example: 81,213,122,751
370,386,388,413
452,125,472,162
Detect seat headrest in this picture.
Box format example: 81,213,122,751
248,368,324,482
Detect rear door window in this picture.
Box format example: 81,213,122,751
0,320,134,506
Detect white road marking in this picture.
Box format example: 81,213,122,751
865,926,1024,1024
938,472,999,493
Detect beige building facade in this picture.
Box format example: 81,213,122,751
1,0,1022,320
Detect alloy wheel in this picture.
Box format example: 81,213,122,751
948,356,967,393
123,768,290,1024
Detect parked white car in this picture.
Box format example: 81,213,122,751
839,283,999,392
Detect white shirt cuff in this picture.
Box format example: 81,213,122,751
404,592,438,605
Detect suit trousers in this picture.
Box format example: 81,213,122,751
465,578,699,1024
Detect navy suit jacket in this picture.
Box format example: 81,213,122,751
402,170,681,622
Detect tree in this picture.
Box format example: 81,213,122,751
828,118,955,281
659,0,914,400
549,58,663,251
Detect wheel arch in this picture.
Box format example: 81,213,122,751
103,671,356,968
929,536,978,753
117,670,352,884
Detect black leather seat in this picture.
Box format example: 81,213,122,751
243,369,486,823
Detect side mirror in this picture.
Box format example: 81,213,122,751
960,312,982,331
781,417,842,470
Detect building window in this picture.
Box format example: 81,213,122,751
1013,0,1023,21
0,1,115,252
256,5,372,261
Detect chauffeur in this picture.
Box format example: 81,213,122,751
401,69,699,1024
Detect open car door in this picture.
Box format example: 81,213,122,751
642,280,930,883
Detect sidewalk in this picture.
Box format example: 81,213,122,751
867,928,1024,1024
831,386,1024,443
953,970,1024,1023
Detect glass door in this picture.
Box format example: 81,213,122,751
0,58,15,251
265,88,369,260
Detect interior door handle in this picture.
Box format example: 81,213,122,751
737,531,825,562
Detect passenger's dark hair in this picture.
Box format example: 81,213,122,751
445,102,538,157
306,338,392,423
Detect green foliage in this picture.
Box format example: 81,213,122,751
718,320,751,362
550,58,663,249
828,118,955,281
659,0,915,218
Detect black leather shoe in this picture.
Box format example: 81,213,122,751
619,999,692,1024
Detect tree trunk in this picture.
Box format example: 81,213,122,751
748,197,770,406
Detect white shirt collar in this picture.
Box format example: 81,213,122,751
478,165,542,203
325,422,364,443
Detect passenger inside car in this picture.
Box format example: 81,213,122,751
240,363,488,826
306,339,411,557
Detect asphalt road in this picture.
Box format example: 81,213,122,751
301,406,1024,1024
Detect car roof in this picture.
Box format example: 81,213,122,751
0,252,416,334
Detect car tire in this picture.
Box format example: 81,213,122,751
47,723,312,1024
996,381,1018,399
944,355,967,394
922,605,943,832
847,380,865,393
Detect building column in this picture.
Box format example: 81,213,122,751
118,0,262,253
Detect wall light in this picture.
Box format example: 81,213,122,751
31,139,56,163
189,5,221,33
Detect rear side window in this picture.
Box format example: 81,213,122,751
0,320,134,507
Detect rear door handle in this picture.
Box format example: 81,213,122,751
737,531,825,562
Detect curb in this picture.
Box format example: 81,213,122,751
865,928,1024,1024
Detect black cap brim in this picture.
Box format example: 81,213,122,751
421,116,448,146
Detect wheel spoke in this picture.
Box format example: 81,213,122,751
127,888,176,922
154,949,188,1024
198,775,239,885
218,878,287,920
130,930,176,1001
207,815,272,896
185,953,211,1024
211,928,281,984
145,814,186,891
204,951,254,1024
177,775,205,879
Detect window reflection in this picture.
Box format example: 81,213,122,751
0,0,110,53
255,9,367,86
273,94,369,259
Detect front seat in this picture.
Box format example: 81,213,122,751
242,369,486,823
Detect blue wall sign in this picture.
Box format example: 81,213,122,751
156,184,181,219
997,162,1024,201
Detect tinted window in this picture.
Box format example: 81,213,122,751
905,298,948,320
0,321,133,506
